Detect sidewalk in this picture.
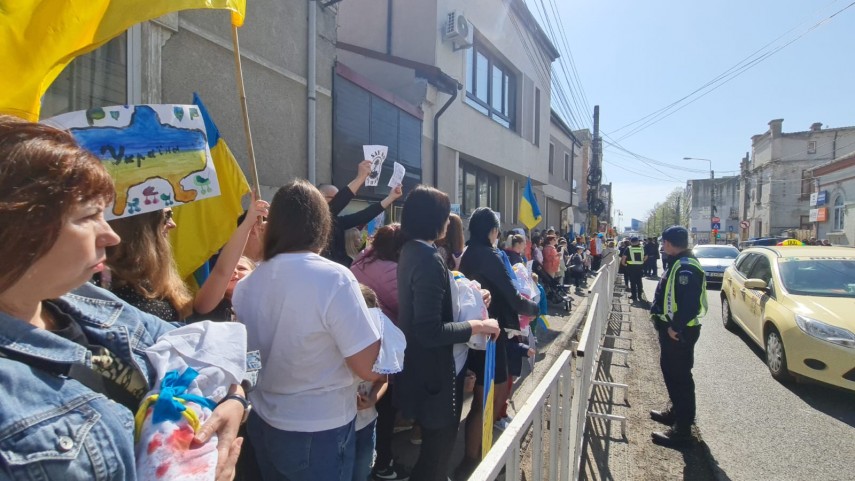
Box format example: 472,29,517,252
389,284,592,479
580,277,719,481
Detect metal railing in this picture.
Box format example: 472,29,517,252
468,258,620,480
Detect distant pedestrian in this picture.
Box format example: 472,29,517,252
648,226,707,448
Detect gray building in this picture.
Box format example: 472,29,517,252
337,0,561,230
739,119,855,239
548,111,588,233
807,151,855,245
41,1,337,200
686,175,739,244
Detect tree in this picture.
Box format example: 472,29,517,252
644,187,688,237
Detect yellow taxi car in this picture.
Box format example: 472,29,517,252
720,246,855,391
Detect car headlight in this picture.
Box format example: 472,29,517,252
795,315,855,349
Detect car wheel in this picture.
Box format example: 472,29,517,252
765,326,793,383
721,296,736,331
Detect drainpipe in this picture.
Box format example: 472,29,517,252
307,0,317,184
432,85,460,188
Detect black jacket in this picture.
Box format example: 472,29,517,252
395,240,472,429
459,242,539,331
325,187,385,267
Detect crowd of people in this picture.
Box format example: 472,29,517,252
1,115,623,481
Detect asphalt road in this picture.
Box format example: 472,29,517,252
642,276,855,481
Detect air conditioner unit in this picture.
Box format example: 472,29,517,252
444,11,473,50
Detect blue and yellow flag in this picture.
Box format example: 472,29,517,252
0,0,246,121
518,177,543,230
170,93,250,282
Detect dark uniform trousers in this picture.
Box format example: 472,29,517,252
658,324,701,428
626,264,643,299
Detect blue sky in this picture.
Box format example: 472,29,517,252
527,0,855,228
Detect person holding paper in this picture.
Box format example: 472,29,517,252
318,160,403,267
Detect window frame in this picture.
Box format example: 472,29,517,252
808,140,817,155
833,195,845,231
564,152,570,181
548,143,554,175
465,39,516,130
458,160,500,216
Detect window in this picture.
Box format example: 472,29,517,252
833,195,845,231
458,160,499,216
41,34,130,118
533,88,540,146
808,141,817,155
756,179,763,204
564,152,570,181
800,170,813,198
747,256,772,285
548,143,554,174
465,40,516,129
736,253,759,277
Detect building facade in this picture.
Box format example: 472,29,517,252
337,0,561,230
42,1,338,200
739,119,855,239
548,110,586,233
807,151,855,245
686,175,740,244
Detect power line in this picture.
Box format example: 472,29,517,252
610,1,854,141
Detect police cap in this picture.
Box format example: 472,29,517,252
630,236,639,242
661,225,689,246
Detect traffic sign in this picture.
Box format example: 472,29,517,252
740,220,750,229
711,222,721,230
691,227,697,232
727,225,734,232
711,216,721,223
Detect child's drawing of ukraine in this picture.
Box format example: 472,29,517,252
44,104,221,219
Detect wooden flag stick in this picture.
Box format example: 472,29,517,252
231,24,261,196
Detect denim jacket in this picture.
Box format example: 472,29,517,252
0,283,259,480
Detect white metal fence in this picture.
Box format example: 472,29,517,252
468,258,621,481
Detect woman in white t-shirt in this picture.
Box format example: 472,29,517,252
233,179,382,481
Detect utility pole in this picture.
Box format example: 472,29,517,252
587,106,602,236
710,169,716,244
676,193,681,226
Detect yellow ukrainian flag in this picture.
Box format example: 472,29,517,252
0,0,246,121
171,93,249,280
518,177,543,230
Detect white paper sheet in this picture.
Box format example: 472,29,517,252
388,161,405,188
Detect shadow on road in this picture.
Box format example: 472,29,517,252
688,441,733,481
726,323,855,429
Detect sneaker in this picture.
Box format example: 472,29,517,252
494,416,512,431
372,461,411,480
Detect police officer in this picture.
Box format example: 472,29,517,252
649,226,707,448
620,236,646,302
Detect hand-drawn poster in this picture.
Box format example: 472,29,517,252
363,145,388,187
43,104,220,220
387,161,405,188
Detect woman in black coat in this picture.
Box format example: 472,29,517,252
395,187,499,481
456,207,540,477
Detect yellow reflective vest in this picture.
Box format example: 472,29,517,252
626,246,644,265
660,257,707,327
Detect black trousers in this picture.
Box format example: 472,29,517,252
626,264,643,299
658,325,701,429
374,382,397,469
410,371,465,481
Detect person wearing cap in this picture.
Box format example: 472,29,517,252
649,225,707,448
620,236,647,302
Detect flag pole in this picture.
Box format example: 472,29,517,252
231,24,261,196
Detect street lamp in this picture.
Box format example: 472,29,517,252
683,157,716,244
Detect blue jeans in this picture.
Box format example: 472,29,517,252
353,419,377,481
247,412,356,481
